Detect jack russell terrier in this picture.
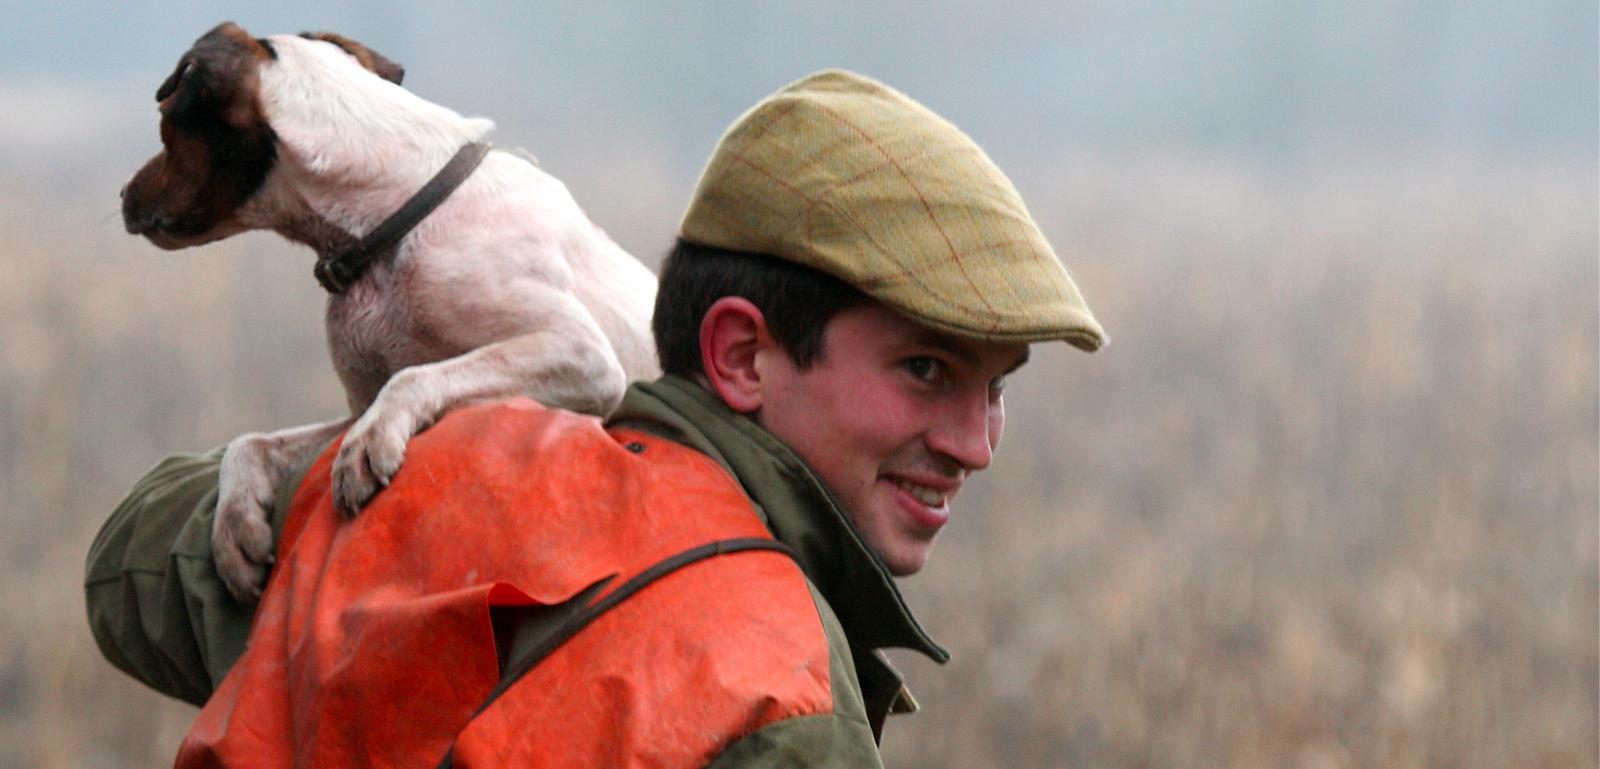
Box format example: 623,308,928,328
121,22,660,602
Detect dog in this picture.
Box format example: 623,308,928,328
121,22,660,602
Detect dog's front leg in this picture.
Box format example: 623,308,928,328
332,293,627,515
216,418,352,602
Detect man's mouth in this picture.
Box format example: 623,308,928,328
885,475,956,533
891,477,949,507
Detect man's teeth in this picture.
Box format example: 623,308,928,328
894,479,946,506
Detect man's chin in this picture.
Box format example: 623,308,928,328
882,547,931,577
875,532,935,576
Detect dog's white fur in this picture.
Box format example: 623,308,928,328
162,34,658,601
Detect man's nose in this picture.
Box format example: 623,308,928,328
925,388,995,472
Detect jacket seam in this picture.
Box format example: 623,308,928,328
85,553,212,586
704,711,876,768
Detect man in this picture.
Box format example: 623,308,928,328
86,70,1104,767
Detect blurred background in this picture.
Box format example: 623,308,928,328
1,2,1594,767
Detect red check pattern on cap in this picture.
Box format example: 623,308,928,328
681,69,1105,350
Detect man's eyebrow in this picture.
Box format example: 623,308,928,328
907,331,981,367
908,331,1030,373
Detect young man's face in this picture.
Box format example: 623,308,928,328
754,303,1029,576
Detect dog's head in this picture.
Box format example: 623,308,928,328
120,22,407,249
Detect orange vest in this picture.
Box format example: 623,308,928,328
176,399,833,769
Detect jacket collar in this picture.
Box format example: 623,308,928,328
610,375,949,665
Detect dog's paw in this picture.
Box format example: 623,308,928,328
331,396,419,518
215,434,282,603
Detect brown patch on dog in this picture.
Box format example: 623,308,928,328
300,31,405,85
122,22,277,247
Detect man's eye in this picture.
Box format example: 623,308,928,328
904,357,941,383
989,375,1008,398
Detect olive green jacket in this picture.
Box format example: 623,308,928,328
85,376,947,766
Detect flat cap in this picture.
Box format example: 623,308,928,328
681,69,1104,350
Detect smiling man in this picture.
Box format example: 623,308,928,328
692,295,1028,577
758,306,1029,575
87,70,1103,767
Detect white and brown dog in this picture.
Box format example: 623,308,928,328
122,22,659,602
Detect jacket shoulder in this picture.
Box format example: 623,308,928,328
186,399,851,768
447,442,842,766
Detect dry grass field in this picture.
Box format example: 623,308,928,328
1,152,1593,768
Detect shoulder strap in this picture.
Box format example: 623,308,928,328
436,537,799,769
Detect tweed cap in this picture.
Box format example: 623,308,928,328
681,70,1104,350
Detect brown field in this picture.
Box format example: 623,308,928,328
1,152,1593,768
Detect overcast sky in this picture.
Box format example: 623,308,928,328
6,2,1594,153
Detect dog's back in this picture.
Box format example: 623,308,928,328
318,146,659,410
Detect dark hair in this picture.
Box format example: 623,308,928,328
652,239,865,377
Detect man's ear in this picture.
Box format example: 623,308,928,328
699,297,772,413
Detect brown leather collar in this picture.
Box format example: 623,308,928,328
313,141,493,293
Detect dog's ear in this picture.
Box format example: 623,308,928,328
159,23,275,127
300,32,406,85
155,55,215,121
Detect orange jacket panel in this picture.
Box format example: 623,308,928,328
175,399,832,769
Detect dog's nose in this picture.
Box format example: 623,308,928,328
121,202,156,235
120,185,142,232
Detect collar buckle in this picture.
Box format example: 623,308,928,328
314,254,356,294
312,141,492,294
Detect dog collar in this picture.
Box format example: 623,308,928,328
314,141,493,294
